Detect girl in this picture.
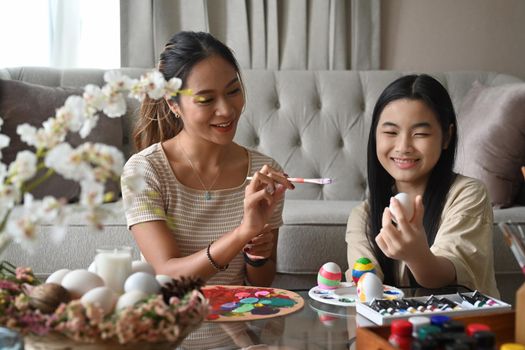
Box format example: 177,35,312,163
121,31,294,287
345,74,499,297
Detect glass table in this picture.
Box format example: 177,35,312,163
177,285,474,350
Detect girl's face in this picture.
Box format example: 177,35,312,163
174,54,245,145
375,98,450,193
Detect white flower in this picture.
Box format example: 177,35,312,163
45,143,93,182
8,150,38,188
59,95,87,133
102,87,127,117
79,114,100,139
166,77,183,95
17,124,39,147
104,70,133,91
83,84,107,111
80,180,104,209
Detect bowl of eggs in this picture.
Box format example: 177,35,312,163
5,257,209,350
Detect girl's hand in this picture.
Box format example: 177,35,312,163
375,195,430,263
239,165,293,241
243,224,274,259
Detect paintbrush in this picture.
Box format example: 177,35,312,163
499,222,525,276
246,177,334,185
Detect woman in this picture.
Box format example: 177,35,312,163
121,31,294,287
345,74,499,297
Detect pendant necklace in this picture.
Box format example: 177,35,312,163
178,140,222,200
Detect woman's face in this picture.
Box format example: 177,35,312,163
174,54,245,145
375,98,449,193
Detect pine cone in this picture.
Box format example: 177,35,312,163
160,276,205,305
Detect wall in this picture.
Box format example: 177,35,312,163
381,0,525,79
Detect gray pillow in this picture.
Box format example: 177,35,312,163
0,79,124,202
455,81,525,208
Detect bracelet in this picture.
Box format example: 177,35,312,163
206,241,229,271
243,251,269,267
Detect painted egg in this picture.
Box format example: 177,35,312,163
124,272,161,294
351,257,376,284
317,262,342,290
61,269,105,299
155,274,173,287
131,260,155,275
80,286,117,316
357,272,383,302
46,268,70,284
116,290,149,310
390,192,414,223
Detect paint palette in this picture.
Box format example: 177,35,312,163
308,282,404,307
202,285,304,322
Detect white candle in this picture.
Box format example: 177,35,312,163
95,246,132,294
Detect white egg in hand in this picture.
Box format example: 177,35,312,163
61,269,104,299
81,286,117,316
131,260,155,275
389,192,414,223
46,269,70,284
116,290,149,310
124,272,161,294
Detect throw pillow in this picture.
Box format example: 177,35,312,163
455,81,525,208
0,79,124,202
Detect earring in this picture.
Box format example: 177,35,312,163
174,113,180,119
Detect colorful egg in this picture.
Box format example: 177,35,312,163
351,257,376,284
357,272,383,302
317,262,342,290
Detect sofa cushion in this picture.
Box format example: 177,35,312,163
0,79,123,201
455,81,525,208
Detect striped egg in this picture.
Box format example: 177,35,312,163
317,262,342,290
351,257,376,284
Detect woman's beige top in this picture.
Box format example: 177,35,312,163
345,174,500,297
121,142,284,286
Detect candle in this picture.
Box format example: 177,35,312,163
95,246,132,294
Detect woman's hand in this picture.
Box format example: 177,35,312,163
375,195,430,263
239,165,293,241
244,224,274,260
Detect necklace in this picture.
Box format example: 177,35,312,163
178,140,222,200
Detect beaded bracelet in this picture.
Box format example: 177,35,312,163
206,241,229,271
243,251,269,267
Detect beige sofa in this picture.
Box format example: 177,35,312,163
1,67,524,303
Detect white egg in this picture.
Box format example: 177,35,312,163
61,269,105,298
155,274,173,287
80,286,117,316
124,272,160,294
46,269,70,284
131,260,155,275
390,192,414,223
116,290,149,310
87,261,97,273
357,272,383,302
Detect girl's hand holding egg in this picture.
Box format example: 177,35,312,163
376,194,429,262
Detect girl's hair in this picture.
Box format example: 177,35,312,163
133,31,242,151
366,74,458,286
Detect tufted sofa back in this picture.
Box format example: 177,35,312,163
237,70,522,201
1,67,522,202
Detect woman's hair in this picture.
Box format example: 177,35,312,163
133,31,242,151
366,74,458,286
